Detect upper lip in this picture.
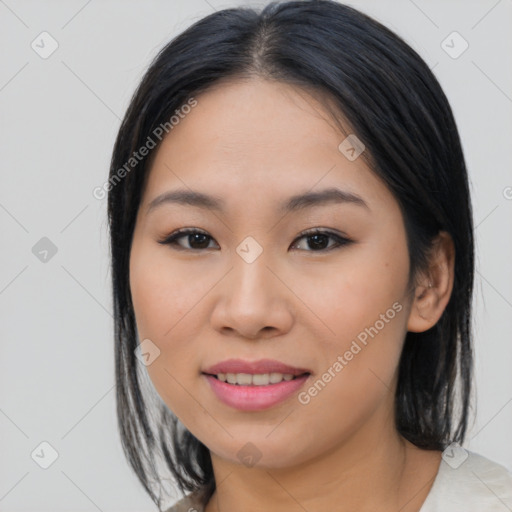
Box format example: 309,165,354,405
203,359,311,376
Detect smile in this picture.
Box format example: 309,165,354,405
213,372,298,385
202,359,311,411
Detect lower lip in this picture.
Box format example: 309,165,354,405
204,374,310,411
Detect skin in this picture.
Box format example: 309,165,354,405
129,78,455,512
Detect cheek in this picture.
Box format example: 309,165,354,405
129,244,200,338
292,292,407,460
129,243,214,423
297,234,409,353
294,233,409,407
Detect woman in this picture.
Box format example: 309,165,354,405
107,1,512,510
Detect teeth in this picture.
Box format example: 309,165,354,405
269,372,283,384
216,372,298,385
237,373,253,385
252,374,269,385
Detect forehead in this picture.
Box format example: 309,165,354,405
141,78,394,214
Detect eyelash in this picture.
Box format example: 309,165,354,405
157,228,352,253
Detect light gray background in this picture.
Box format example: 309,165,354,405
1,0,511,510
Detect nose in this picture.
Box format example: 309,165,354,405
210,246,294,340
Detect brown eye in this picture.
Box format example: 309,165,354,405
158,229,218,251
291,229,352,252
158,228,352,252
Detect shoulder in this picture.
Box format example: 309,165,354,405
420,448,512,512
164,451,512,512
163,490,205,512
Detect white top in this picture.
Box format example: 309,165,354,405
166,450,512,511
419,450,512,511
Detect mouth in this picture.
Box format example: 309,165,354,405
206,372,308,386
202,359,311,411
203,358,311,377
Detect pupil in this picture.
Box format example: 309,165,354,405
190,233,209,249
308,234,328,250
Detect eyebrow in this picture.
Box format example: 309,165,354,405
146,187,369,215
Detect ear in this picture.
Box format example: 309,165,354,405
407,231,455,333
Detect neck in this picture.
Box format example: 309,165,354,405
205,404,441,512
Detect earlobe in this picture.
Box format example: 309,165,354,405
407,232,455,333
407,281,436,332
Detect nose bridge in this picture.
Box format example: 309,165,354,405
210,233,292,337
230,234,276,307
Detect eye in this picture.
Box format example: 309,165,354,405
290,228,352,252
158,228,352,252
157,228,218,251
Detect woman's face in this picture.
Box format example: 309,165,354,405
129,78,416,468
